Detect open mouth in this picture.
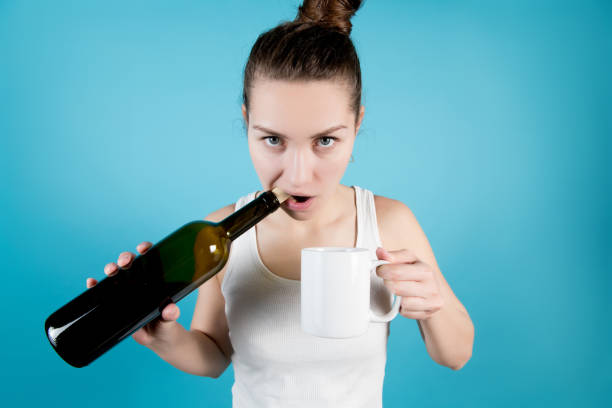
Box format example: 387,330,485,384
284,195,315,209
292,195,311,203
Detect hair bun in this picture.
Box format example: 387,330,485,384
295,0,363,36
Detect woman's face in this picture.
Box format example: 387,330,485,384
243,78,364,222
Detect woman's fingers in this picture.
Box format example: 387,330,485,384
137,241,153,254
103,242,149,278
94,242,151,289
117,251,135,268
92,242,151,290
160,303,180,321
104,262,118,276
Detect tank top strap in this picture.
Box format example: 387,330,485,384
353,185,383,250
235,191,258,211
354,185,392,318
220,191,258,294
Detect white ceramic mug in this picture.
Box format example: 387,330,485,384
301,247,402,338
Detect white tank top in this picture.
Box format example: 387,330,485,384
221,185,393,408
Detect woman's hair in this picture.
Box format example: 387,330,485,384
242,0,364,123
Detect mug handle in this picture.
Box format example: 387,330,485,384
369,259,402,323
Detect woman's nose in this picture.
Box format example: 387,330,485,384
284,149,314,186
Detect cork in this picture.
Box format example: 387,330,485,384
270,187,290,203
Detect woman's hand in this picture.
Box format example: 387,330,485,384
375,247,444,321
85,241,181,347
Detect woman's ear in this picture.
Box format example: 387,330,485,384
241,104,249,127
355,105,365,134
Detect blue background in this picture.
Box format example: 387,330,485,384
1,0,609,406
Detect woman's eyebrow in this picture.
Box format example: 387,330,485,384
252,125,347,138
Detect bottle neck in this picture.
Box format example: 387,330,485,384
219,191,281,241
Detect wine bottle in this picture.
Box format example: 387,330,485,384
45,187,289,368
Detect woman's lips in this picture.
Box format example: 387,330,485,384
284,195,315,210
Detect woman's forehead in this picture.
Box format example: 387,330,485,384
248,79,354,127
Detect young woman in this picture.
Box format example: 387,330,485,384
87,1,474,405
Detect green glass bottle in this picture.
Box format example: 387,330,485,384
45,187,289,368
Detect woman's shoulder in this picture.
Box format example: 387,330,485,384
372,193,420,250
204,190,258,222
373,193,413,220
204,203,235,223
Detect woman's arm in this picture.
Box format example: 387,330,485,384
147,317,230,378
147,205,235,378
417,298,474,370
375,196,474,370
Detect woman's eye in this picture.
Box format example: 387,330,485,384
317,137,337,147
264,136,281,146
262,136,337,149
